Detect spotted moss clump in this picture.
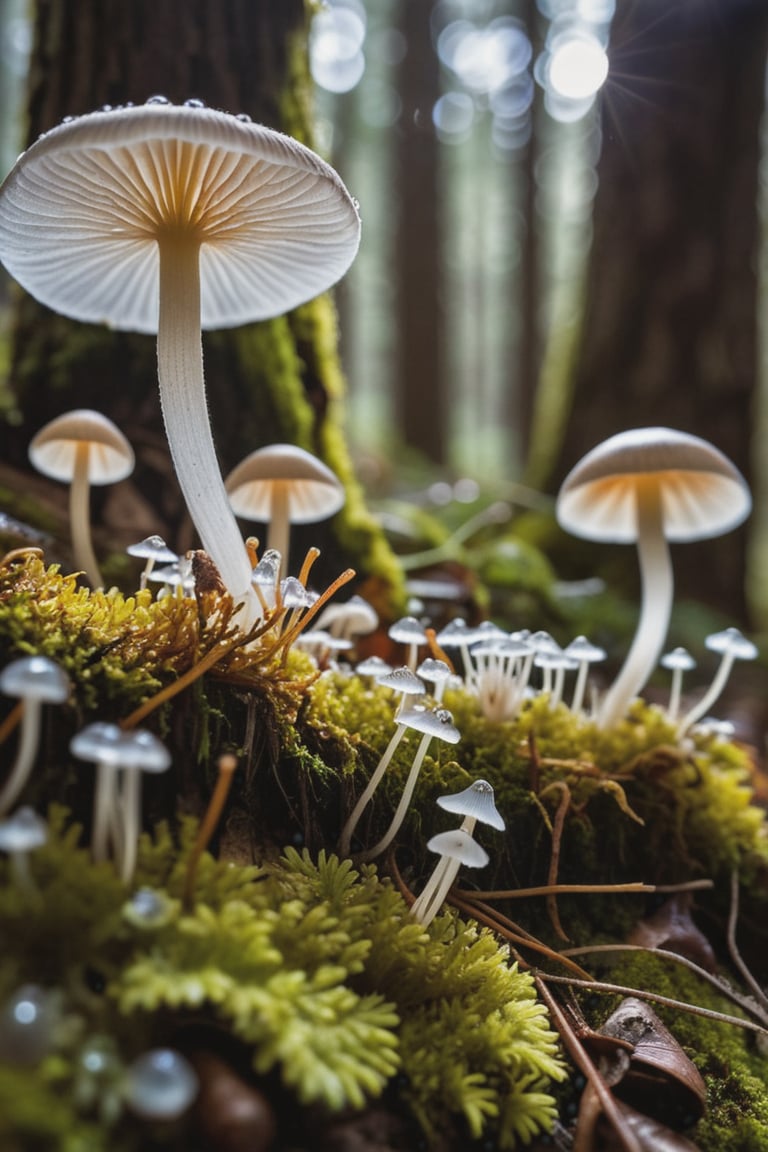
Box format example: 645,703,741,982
0,808,565,1151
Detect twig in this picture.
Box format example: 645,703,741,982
726,869,768,1012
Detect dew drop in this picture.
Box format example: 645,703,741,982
100,104,112,113
145,94,170,105
61,115,75,123
236,112,253,122
124,1048,198,1119
184,97,205,108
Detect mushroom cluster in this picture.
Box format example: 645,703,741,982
0,99,361,627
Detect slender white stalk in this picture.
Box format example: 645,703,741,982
411,816,477,926
360,732,433,861
266,483,291,579
667,666,684,722
157,235,260,628
70,441,103,587
570,661,590,715
598,486,673,729
0,700,41,816
92,761,119,864
676,652,734,736
339,722,408,856
120,767,142,884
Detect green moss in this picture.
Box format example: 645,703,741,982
0,811,565,1149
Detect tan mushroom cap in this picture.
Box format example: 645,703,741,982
0,101,361,333
29,409,134,484
225,443,345,524
556,426,751,543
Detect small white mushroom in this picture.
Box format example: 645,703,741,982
388,616,428,671
70,721,129,864
226,443,346,579
677,627,758,736
359,706,461,862
0,806,48,893
660,646,696,722
564,635,607,715
410,827,489,929
557,428,751,729
126,535,179,590
29,409,134,588
116,730,172,884
0,656,70,816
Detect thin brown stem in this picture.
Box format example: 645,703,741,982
539,779,571,941
464,878,714,900
183,753,238,911
726,869,768,1011
0,700,22,745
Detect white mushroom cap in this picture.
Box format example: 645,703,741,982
226,444,345,524
437,779,506,830
704,627,758,661
557,427,751,543
425,827,489,868
126,536,178,563
0,656,70,703
29,409,134,484
0,103,361,333
660,646,697,672
397,706,461,744
0,807,49,853
119,729,172,774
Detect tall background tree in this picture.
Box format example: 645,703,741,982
528,0,768,624
0,0,400,609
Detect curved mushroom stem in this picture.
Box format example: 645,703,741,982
598,484,673,729
411,815,478,926
0,699,42,816
157,235,260,628
339,722,408,857
676,652,735,736
70,441,103,587
360,732,434,862
266,483,291,580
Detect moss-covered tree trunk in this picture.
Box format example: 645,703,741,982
1,0,401,611
540,0,768,623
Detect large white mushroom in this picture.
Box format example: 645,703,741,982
0,100,361,628
556,428,751,729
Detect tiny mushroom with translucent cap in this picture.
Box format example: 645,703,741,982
564,635,606,716
416,657,454,703
226,443,346,579
338,693,427,857
359,706,461,862
660,646,696,723
0,99,361,628
116,728,172,884
314,593,379,647
388,615,428,671
677,627,758,736
556,427,751,729
126,535,179,590
0,806,48,894
70,720,130,865
29,409,134,588
410,779,504,926
410,829,489,929
0,656,70,816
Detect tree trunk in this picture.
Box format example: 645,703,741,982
393,0,445,466
542,0,768,622
1,0,401,610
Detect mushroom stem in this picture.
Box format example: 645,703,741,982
676,652,735,736
411,816,477,925
266,482,291,578
359,731,434,862
156,235,260,627
598,485,673,729
120,767,142,884
0,699,42,816
339,722,408,857
70,441,103,587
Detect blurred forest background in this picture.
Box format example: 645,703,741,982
0,0,767,642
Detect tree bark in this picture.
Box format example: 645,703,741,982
393,0,445,465
2,0,401,609
549,0,768,621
